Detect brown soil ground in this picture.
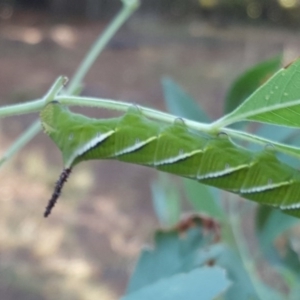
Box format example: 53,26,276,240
0,9,299,300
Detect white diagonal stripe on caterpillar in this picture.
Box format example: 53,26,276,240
153,149,203,166
240,181,290,194
280,203,300,210
114,136,157,157
67,130,115,167
197,164,248,180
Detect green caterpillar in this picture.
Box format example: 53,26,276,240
40,101,300,218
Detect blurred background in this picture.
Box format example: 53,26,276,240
0,0,300,299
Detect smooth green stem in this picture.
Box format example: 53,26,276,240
56,95,212,131
0,99,43,118
0,77,68,118
66,0,140,94
0,121,41,167
223,127,300,159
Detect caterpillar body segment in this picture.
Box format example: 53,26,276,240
40,101,300,218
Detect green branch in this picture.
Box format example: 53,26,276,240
0,76,67,118
56,95,212,131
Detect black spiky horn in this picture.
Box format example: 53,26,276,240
44,168,72,217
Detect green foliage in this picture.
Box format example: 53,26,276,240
123,267,229,300
224,56,282,114
36,54,300,298
162,77,211,123
183,178,224,221
151,174,181,227
125,218,230,300
150,57,300,299
214,57,300,128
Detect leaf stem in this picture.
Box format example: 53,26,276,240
0,76,67,118
56,95,212,131
0,99,43,118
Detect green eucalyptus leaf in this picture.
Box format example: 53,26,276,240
216,247,260,300
225,56,282,114
126,219,213,294
162,77,210,123
151,174,181,227
215,58,300,128
183,178,224,220
122,267,230,300
197,244,284,300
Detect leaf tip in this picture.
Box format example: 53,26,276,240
284,57,300,69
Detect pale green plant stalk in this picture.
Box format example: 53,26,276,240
0,0,139,168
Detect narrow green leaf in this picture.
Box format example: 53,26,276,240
151,174,181,227
183,178,224,220
225,56,282,114
122,267,230,300
197,245,284,300
162,77,210,123
214,58,300,128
